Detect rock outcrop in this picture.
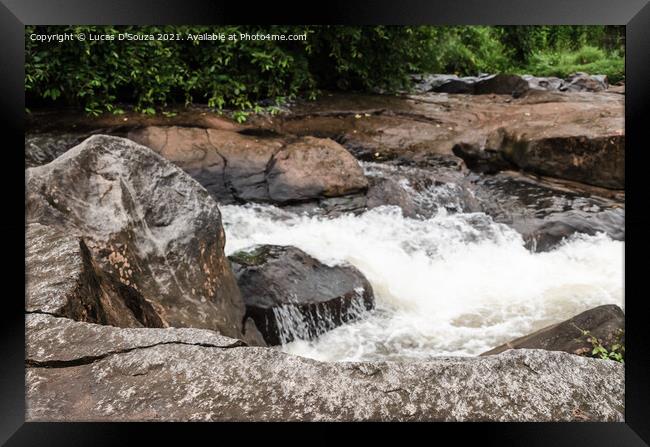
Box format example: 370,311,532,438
453,123,624,189
411,73,609,95
481,305,624,356
26,313,624,422
267,90,624,189
26,135,255,341
229,245,374,345
127,126,368,205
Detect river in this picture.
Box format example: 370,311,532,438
220,162,624,362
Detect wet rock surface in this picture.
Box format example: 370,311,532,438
127,126,367,206
26,313,624,422
26,135,249,340
465,171,624,251
481,305,624,356
229,245,374,345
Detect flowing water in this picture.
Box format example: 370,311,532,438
220,164,624,362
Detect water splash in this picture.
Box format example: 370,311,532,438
271,287,371,345
221,202,623,362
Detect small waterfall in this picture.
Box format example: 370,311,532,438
219,164,623,362
271,287,371,345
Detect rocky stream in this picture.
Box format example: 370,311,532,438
25,73,625,421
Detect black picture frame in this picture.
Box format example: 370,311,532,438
2,0,649,444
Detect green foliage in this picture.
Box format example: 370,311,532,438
574,324,625,363
417,26,510,75
524,46,624,83
25,25,625,118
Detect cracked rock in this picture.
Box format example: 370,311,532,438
26,314,624,422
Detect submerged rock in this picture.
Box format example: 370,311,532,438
229,245,374,345
26,313,624,422
521,208,624,252
481,305,624,356
127,126,367,205
26,135,255,341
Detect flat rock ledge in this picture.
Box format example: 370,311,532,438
26,314,624,422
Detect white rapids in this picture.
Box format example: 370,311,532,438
221,203,624,362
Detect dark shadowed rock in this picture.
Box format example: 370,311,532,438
467,170,624,251
127,126,367,205
366,176,420,217
481,305,624,356
229,245,374,345
26,314,624,422
473,74,531,96
26,223,163,327
26,135,252,341
521,208,625,252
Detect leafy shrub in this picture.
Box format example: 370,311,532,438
574,324,625,363
25,25,625,117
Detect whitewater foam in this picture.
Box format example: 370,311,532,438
221,203,624,362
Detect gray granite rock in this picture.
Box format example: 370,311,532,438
26,314,624,422
26,135,250,340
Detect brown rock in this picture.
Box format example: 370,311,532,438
267,136,367,203
128,126,367,205
481,305,624,356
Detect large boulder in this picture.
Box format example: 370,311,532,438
229,245,374,345
481,305,624,356
266,136,368,203
26,313,624,422
127,126,368,205
26,135,255,341
473,74,531,96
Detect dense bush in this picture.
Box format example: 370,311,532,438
25,25,625,118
